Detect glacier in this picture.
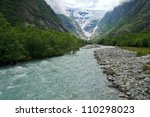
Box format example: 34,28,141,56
65,8,106,39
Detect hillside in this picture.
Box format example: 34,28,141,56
58,14,86,39
0,0,66,31
0,0,86,66
97,0,150,36
96,0,150,47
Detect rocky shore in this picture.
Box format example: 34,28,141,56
82,44,101,49
94,47,150,100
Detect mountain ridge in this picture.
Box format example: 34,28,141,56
58,14,86,39
0,0,66,31
95,0,150,38
96,0,150,48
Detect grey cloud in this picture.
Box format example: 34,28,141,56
44,0,66,14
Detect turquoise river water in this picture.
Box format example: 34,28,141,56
0,46,120,100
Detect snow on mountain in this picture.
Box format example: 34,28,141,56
65,8,106,39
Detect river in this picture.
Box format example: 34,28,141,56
0,46,120,100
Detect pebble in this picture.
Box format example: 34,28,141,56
94,47,150,100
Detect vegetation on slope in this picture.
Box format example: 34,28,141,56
97,0,150,51
0,0,65,31
143,63,150,74
99,31,150,47
122,47,150,56
98,31,150,55
96,0,150,37
0,13,86,66
0,0,21,25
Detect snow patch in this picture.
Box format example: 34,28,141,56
65,8,106,39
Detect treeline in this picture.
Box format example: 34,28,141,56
98,31,150,48
0,13,86,65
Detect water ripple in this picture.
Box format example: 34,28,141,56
0,46,120,100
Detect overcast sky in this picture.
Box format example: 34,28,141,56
45,0,131,14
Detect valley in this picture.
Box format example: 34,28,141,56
0,0,150,100
65,8,105,39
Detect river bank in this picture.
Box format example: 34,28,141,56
94,47,150,100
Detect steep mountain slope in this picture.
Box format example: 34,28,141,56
95,0,150,38
95,0,150,48
0,0,86,66
0,0,65,31
58,14,86,39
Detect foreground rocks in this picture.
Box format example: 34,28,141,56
94,47,150,100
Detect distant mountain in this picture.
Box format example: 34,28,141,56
58,14,86,39
65,8,105,39
0,0,66,31
96,0,150,48
95,0,150,38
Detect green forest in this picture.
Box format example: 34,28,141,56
98,31,150,47
98,32,150,55
0,13,85,65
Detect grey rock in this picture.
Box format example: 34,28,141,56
94,47,150,100
103,68,115,75
144,77,150,82
107,76,115,81
119,93,129,98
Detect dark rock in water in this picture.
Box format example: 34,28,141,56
107,76,115,81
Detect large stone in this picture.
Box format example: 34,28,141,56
144,77,150,82
107,76,115,81
103,68,115,75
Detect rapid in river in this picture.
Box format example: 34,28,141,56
0,46,120,100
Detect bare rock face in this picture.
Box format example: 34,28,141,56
94,47,150,100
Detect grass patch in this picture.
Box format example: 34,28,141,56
143,64,150,71
122,47,150,56
143,64,150,74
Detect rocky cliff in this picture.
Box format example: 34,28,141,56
58,14,86,39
